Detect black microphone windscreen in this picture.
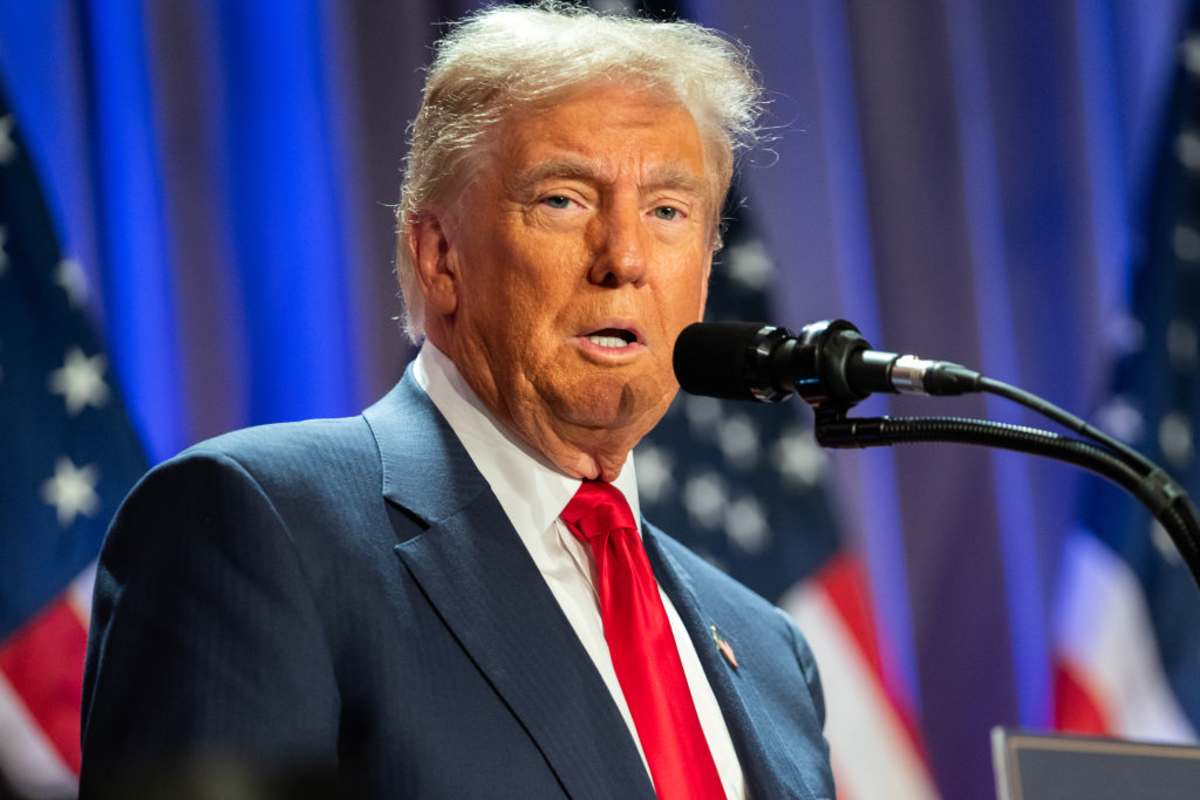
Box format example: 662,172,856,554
673,321,768,401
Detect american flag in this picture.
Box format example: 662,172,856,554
637,203,937,799
0,85,145,797
1052,4,1200,744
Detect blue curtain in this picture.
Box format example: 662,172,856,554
0,1,1187,796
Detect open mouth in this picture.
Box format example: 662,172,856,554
583,328,639,349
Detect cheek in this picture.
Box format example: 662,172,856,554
468,247,580,358
662,257,711,324
504,240,584,315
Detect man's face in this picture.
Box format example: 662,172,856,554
426,83,719,477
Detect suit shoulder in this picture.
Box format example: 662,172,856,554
117,415,383,539
182,415,375,469
155,415,377,492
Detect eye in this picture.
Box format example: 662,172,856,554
541,195,573,210
653,205,681,221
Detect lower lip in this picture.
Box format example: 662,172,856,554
573,336,647,362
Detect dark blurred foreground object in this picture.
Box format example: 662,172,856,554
90,755,347,800
992,728,1200,800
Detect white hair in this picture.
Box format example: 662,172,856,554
395,1,765,341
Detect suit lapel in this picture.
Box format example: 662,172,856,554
364,373,655,800
644,523,819,800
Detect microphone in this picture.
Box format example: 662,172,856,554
673,320,982,409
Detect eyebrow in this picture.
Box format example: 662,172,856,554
510,159,601,190
508,158,708,197
643,166,708,196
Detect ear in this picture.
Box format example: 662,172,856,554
406,211,459,318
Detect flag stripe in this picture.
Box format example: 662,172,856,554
0,596,87,774
1054,530,1195,742
66,564,96,630
782,571,937,800
1052,658,1110,735
810,551,930,764
813,554,885,678
0,673,76,798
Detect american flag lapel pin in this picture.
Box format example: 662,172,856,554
711,625,739,670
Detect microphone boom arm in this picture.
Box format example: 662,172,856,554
815,409,1200,589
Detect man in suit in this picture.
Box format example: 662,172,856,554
80,5,835,798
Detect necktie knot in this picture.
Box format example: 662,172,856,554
561,480,637,542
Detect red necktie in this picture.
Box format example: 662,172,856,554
562,480,726,800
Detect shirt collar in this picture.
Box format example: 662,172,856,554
412,341,642,534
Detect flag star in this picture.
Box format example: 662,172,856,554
1158,411,1194,468
0,115,14,164
1172,224,1200,263
716,413,759,470
772,425,827,487
1095,395,1144,444
1176,130,1200,172
49,347,110,415
41,457,101,528
1102,313,1143,357
683,471,728,529
724,239,774,290
683,394,722,434
635,443,675,504
1167,319,1198,369
1183,35,1200,77
725,495,770,554
55,258,88,307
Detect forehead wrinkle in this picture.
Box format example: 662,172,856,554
506,154,708,199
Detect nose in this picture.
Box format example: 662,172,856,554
588,197,648,288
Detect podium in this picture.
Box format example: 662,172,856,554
992,727,1200,799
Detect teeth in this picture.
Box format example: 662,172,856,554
587,335,629,349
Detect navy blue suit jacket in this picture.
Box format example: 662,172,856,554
80,373,834,798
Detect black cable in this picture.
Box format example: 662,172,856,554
977,376,1158,476
974,377,1200,569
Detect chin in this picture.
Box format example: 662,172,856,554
556,392,635,430
552,372,671,433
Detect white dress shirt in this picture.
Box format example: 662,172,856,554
413,342,746,799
